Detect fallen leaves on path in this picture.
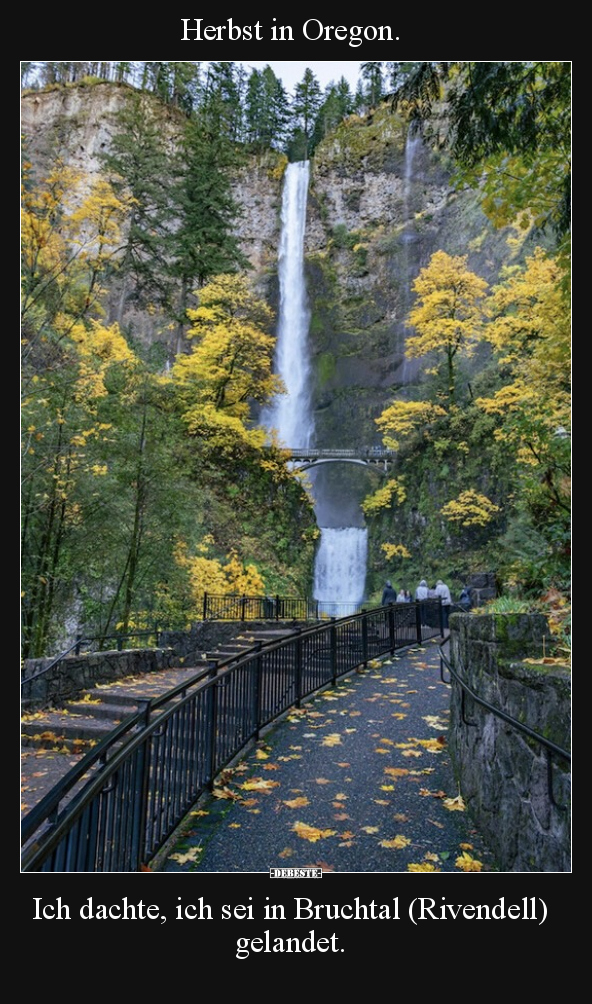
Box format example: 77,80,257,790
292,821,337,843
455,852,483,872
379,834,411,849
283,796,309,809
241,777,280,792
443,793,466,812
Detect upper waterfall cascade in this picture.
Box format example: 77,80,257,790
262,160,368,611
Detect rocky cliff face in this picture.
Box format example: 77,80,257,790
21,85,534,518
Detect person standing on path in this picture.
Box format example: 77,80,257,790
435,578,452,630
381,580,397,604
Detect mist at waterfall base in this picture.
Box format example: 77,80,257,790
261,161,368,615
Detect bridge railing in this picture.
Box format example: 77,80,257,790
21,600,443,872
202,593,320,621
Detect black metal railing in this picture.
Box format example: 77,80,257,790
202,593,320,621
21,600,443,872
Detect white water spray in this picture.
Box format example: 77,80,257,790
261,160,314,448
313,527,368,616
262,160,367,613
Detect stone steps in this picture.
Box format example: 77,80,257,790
21,630,299,815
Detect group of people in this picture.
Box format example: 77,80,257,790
381,577,472,630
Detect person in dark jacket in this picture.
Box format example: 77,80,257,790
458,586,472,610
381,580,397,604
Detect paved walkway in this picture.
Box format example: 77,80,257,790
157,638,498,874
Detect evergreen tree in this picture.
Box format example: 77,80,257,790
291,68,323,158
360,62,385,109
167,116,250,350
100,92,174,316
311,78,354,149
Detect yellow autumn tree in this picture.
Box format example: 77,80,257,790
174,538,265,618
405,250,489,401
172,273,283,452
21,156,137,656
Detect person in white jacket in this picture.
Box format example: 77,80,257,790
415,579,429,600
435,579,452,630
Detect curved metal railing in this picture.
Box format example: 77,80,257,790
21,601,442,872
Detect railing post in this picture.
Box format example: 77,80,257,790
388,603,395,654
415,601,422,644
295,631,303,707
203,592,208,621
276,594,280,622
438,598,444,637
362,615,369,667
330,618,338,685
75,634,83,655
253,641,263,740
241,595,246,621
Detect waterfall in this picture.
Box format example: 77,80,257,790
261,160,314,448
401,126,422,386
313,527,368,616
263,160,367,615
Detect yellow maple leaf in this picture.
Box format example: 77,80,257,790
212,786,238,800
443,793,466,812
322,734,342,746
380,835,411,849
228,823,241,829
168,846,202,865
278,847,295,858
315,778,331,785
255,749,270,759
384,767,409,778
362,825,380,834
283,796,309,809
374,748,390,754
455,852,483,872
459,842,474,851
241,778,280,792
411,737,446,752
292,821,337,843
408,861,440,872
402,749,423,758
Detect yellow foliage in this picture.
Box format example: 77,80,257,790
375,400,447,450
174,537,265,614
406,251,489,360
381,542,411,561
440,490,500,527
361,477,407,514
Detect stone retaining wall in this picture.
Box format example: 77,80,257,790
21,621,299,711
448,612,571,872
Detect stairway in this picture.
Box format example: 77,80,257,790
21,627,296,816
